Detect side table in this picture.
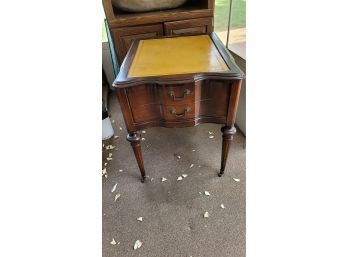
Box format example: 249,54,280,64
113,33,245,182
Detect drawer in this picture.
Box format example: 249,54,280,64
164,18,213,36
162,104,195,121
160,84,195,105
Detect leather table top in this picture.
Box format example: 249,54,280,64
127,35,229,78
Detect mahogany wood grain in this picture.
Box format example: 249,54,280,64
226,80,243,126
102,0,116,21
131,104,162,123
127,132,146,182
127,84,160,106
219,126,237,176
132,116,227,131
124,81,229,127
115,88,136,132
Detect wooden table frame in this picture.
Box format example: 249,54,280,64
113,32,245,182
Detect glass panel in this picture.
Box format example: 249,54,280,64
214,0,230,44
214,0,246,59
228,0,246,58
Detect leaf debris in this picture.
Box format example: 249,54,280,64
110,238,116,245
114,193,121,202
174,154,181,159
133,240,142,250
204,191,211,196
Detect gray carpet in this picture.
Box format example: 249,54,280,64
103,92,246,257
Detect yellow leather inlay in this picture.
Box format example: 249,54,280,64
127,35,229,78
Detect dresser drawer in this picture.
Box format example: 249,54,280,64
162,104,195,121
164,18,213,36
160,84,195,105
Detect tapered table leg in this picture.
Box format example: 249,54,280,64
127,132,146,182
219,126,237,177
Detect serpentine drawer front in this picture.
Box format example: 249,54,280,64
161,84,195,105
114,33,245,182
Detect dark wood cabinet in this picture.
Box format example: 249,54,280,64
103,0,215,65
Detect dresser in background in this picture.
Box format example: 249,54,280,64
102,0,215,65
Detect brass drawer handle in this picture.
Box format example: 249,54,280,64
169,106,191,117
168,88,190,101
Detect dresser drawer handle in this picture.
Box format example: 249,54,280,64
168,89,190,101
169,106,191,117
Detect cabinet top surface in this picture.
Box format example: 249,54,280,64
128,35,229,78
114,33,245,87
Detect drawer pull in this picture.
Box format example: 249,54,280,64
169,107,191,117
168,88,190,101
